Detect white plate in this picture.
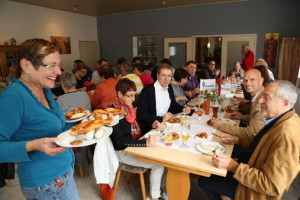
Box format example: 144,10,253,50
86,114,120,126
65,110,91,123
56,126,112,147
144,130,165,138
221,118,236,126
196,139,226,155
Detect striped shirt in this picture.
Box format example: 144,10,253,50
56,90,91,113
123,73,143,94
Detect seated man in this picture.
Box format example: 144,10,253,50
198,59,220,80
210,69,265,138
182,60,200,99
137,63,190,134
199,80,300,200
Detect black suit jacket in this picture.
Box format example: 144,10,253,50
137,83,183,134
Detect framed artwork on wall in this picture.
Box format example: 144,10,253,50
264,33,279,68
50,36,71,54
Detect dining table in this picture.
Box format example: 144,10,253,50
125,99,240,200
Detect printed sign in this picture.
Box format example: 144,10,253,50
199,79,216,91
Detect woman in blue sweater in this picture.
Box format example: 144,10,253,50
0,39,79,200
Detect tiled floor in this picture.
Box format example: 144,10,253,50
1,164,299,200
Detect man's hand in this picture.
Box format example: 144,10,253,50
152,120,161,129
26,138,67,156
229,113,242,120
212,154,232,169
183,107,191,115
215,69,221,76
163,112,173,122
146,135,161,146
221,133,239,145
210,118,223,129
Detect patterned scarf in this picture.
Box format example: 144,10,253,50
112,97,142,139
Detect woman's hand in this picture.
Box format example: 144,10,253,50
26,138,67,156
146,135,161,147
175,96,188,102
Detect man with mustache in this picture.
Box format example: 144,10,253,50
199,80,300,200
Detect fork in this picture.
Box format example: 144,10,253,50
211,132,222,138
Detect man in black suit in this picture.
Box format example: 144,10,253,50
137,63,190,134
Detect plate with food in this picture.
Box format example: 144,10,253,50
221,118,236,126
166,117,181,126
195,132,208,140
57,125,112,147
106,108,126,119
65,108,91,123
235,89,243,94
171,132,180,140
196,139,226,155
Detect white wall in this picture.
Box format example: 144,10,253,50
0,0,98,71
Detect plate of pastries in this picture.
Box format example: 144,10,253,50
58,108,126,147
65,107,91,123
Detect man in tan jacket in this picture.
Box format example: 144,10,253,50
211,69,265,139
199,80,300,200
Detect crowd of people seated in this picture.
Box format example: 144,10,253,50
1,39,299,200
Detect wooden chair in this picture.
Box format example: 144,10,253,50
113,163,148,200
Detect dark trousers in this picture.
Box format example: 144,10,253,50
199,172,238,200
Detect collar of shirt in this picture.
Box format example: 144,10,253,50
251,88,263,103
265,116,280,125
154,80,168,91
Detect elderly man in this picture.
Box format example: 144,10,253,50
199,80,300,200
254,58,275,81
137,63,190,134
182,60,200,99
211,69,265,138
241,44,254,71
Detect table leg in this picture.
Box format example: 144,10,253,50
166,168,190,200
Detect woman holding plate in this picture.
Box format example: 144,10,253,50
0,39,79,200
110,78,166,200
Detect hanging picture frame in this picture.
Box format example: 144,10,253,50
50,36,71,54
263,33,279,68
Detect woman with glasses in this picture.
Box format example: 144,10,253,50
0,39,80,200
109,78,166,200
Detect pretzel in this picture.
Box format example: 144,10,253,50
65,107,88,120
106,108,126,116
171,132,179,140
93,109,114,125
70,120,104,135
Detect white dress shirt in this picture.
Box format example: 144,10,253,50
154,81,171,117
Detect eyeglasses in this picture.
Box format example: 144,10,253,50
125,94,135,99
80,70,87,74
39,63,62,70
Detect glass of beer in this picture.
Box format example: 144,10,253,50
180,126,190,149
212,101,219,118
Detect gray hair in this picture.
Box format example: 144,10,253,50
59,71,77,90
242,44,249,49
255,58,268,67
275,80,297,108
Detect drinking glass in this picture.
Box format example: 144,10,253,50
180,125,190,149
212,101,219,118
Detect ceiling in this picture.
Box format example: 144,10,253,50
10,0,244,17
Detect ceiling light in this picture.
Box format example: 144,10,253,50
207,41,211,48
162,1,166,5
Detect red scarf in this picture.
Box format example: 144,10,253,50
112,97,142,139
